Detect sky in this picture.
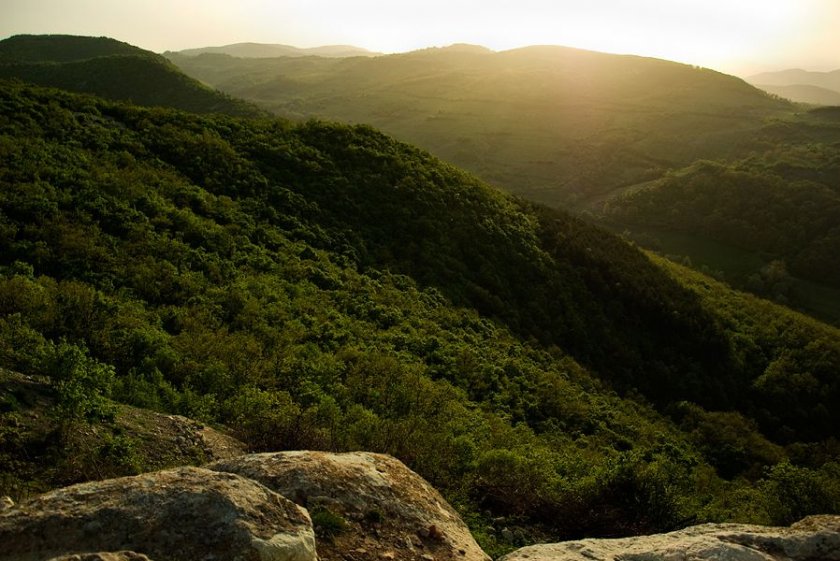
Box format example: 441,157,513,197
1,0,838,76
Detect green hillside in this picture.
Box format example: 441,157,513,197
605,110,840,318
167,45,790,208
0,35,263,117
0,34,146,63
1,81,839,554
164,44,840,323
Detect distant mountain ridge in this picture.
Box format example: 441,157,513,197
747,68,840,105
165,43,840,322
171,42,381,58
167,43,788,209
0,34,263,117
748,68,840,92
755,83,840,106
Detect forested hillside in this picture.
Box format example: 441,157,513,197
167,45,789,208
0,35,262,117
0,34,147,63
605,109,840,322
167,43,840,324
1,81,839,555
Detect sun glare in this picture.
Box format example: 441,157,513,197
1,0,836,74
252,0,820,73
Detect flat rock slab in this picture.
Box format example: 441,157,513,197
210,451,490,561
500,515,840,561
0,466,316,561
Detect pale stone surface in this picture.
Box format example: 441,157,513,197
210,451,491,561
47,553,154,561
0,466,316,561
499,516,840,561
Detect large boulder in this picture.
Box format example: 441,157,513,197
499,515,840,561
0,466,316,561
209,451,490,561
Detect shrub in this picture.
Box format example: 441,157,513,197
43,340,115,425
761,461,840,525
311,507,348,539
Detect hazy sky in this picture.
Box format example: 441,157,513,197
2,0,838,75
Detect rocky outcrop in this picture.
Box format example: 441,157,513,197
0,466,316,561
499,515,840,561
0,369,248,496
47,554,153,561
120,410,247,462
11,447,838,561
209,451,490,561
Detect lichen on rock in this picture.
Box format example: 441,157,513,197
499,515,840,561
0,466,316,561
209,451,490,561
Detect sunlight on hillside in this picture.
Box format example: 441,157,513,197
1,2,840,558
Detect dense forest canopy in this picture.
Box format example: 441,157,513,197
1,80,839,555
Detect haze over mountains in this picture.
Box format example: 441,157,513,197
171,42,380,59
167,44,789,209
3,34,839,323
747,68,840,105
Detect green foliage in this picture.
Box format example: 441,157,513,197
311,507,349,539
0,80,839,544
608,145,840,296
673,402,785,479
0,35,264,117
221,386,301,450
0,34,147,63
166,42,840,319
656,256,840,443
167,44,788,209
761,461,840,525
44,341,116,425
96,432,142,475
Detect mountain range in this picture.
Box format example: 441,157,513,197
747,68,840,105
1,34,840,555
170,42,380,58
166,44,789,209
165,42,840,323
